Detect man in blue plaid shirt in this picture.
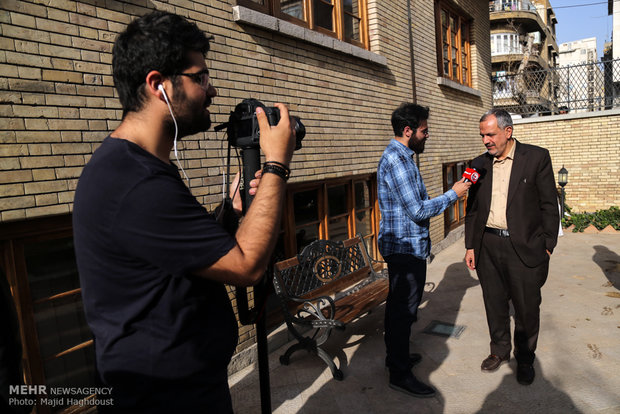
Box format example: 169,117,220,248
378,103,470,398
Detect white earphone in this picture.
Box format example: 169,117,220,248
157,83,189,184
158,84,168,100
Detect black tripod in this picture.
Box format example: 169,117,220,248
236,147,272,414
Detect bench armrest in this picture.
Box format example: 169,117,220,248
284,294,344,329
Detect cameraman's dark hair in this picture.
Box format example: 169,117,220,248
391,103,430,137
480,108,513,129
113,11,212,117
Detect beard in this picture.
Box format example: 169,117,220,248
409,137,426,154
169,89,212,138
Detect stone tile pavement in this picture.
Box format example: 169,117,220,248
229,232,620,413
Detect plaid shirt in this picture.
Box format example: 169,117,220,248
378,139,457,260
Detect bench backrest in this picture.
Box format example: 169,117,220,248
273,235,374,300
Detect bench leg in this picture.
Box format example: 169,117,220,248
279,339,344,381
279,341,308,366
316,347,344,381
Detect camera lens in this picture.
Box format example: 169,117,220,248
292,116,305,140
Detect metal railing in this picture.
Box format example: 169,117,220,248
491,59,620,117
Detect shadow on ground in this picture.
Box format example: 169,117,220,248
592,245,620,290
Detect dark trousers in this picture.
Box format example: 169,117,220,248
476,232,549,364
384,253,427,378
97,371,233,414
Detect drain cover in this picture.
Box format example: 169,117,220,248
422,320,466,339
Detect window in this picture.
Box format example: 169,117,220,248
236,0,368,48
264,174,379,330
491,32,521,56
281,174,378,258
436,1,472,87
443,161,471,233
1,215,95,414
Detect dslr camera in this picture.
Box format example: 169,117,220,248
217,98,305,150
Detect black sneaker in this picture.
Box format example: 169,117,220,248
389,374,436,398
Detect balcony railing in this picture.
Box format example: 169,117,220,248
492,59,620,116
490,0,537,13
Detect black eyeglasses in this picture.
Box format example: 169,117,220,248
176,69,211,90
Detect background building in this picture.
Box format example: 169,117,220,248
558,37,604,113
0,1,492,412
489,0,559,115
606,0,620,108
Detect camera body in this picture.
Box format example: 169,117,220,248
223,98,305,150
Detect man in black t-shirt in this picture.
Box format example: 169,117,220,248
73,11,296,413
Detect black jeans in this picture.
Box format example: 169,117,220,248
383,253,427,378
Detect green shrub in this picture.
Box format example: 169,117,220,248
563,205,620,232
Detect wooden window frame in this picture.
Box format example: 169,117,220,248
282,173,378,258
265,173,378,330
1,215,94,414
442,161,471,233
236,0,369,49
435,0,472,87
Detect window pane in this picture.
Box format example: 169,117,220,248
328,217,349,241
23,237,96,402
25,237,80,301
281,0,305,20
327,184,347,216
448,204,455,222
296,224,319,252
344,0,355,13
343,0,360,41
354,181,370,209
355,210,371,237
446,165,454,187
452,46,458,78
293,189,319,225
33,296,91,360
456,163,465,178
314,0,334,31
450,16,456,43
458,199,465,218
246,0,266,4
35,299,96,390
441,10,448,34
443,43,450,75
344,14,361,41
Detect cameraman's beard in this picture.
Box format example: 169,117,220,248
168,91,212,139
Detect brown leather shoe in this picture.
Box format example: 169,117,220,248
481,354,508,372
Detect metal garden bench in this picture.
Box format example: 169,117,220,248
272,234,388,380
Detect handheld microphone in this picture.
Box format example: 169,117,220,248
462,167,480,184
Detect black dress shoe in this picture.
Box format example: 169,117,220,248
385,353,422,368
517,363,535,385
481,354,509,372
389,374,436,398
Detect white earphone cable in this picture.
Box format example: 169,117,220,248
160,86,190,184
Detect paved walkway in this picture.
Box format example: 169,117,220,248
229,232,620,414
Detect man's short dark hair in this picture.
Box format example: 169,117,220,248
391,103,430,137
480,108,513,129
112,11,213,116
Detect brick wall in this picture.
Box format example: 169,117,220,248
411,0,493,243
514,111,620,213
0,0,491,358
